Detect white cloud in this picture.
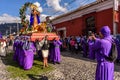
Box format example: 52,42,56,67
64,3,68,7
0,13,20,24
40,14,58,22
40,14,48,22
46,0,67,12
33,2,43,12
0,13,57,24
26,13,58,22
34,2,41,7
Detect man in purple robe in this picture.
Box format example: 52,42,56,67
19,37,26,67
91,26,114,80
49,40,55,62
115,37,120,62
23,38,36,70
13,37,20,61
53,38,62,64
88,39,95,60
81,36,88,57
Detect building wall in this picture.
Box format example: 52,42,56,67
54,17,83,36
96,8,113,34
54,6,120,37
82,12,97,34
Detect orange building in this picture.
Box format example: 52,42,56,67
52,0,120,38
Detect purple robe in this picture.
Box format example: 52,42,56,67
92,26,114,80
81,37,88,57
0,33,2,39
49,42,55,61
115,39,120,60
13,40,20,61
23,42,36,70
30,14,40,26
19,41,25,66
53,40,62,63
88,40,95,59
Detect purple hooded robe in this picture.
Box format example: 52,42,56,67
23,41,36,70
13,39,20,61
92,26,114,80
53,40,62,63
115,38,120,60
88,39,95,60
49,42,55,62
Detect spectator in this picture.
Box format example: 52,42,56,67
91,26,114,80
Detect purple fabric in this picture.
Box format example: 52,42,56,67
13,40,21,62
23,42,36,70
88,40,95,59
100,26,111,37
53,40,62,63
92,26,114,80
115,39,120,60
81,38,88,57
13,41,18,61
19,41,25,66
95,62,114,80
30,14,40,26
0,34,2,39
49,43,55,61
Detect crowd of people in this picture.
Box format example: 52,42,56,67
13,35,62,70
0,25,120,80
59,26,120,80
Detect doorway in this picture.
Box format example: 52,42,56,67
85,16,96,35
57,27,66,39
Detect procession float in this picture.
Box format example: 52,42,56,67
19,2,59,41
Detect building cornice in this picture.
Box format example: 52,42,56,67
52,0,114,25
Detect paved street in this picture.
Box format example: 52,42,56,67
44,51,120,80
0,50,120,80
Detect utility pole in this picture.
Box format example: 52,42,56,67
17,21,19,35
16,19,20,35
113,0,119,35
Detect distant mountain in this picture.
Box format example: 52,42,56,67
0,23,22,35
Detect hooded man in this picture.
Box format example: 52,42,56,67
91,26,114,80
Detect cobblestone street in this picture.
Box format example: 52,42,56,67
0,50,120,80
44,51,120,80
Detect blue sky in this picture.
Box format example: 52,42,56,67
0,0,96,23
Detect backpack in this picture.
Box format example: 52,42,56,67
105,40,118,62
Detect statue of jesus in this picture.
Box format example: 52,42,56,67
30,6,40,31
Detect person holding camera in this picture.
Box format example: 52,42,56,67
89,26,114,80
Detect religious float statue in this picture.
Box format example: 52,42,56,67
19,2,59,41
